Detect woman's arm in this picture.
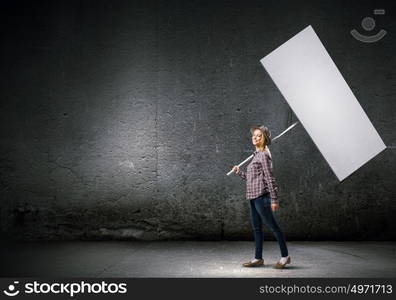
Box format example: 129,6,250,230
236,169,247,180
259,152,279,205
232,166,247,180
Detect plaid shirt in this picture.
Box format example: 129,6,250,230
236,149,279,204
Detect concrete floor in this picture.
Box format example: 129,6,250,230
0,241,395,277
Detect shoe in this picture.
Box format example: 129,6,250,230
242,259,264,267
273,256,291,269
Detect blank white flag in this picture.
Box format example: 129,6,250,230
260,25,386,181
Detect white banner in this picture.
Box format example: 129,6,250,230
260,25,386,181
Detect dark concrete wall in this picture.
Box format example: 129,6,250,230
1,0,395,241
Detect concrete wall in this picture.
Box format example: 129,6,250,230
1,0,395,241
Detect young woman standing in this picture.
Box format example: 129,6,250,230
232,125,291,269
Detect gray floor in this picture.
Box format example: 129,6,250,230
1,241,395,277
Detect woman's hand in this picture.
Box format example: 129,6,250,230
271,203,278,212
232,166,240,173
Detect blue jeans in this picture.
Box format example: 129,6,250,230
249,193,288,259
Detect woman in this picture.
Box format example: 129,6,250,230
232,125,291,269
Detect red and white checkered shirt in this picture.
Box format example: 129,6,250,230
236,149,279,204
